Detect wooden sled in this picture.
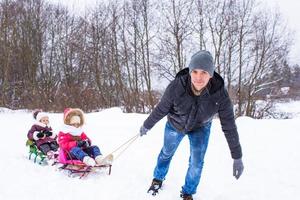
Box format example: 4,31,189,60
55,149,112,179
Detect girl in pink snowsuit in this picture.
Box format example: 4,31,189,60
57,108,104,166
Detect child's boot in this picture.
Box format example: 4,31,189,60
95,154,113,165
95,155,103,165
83,156,96,166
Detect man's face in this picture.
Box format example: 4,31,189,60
190,69,211,91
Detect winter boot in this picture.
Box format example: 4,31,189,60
95,155,103,165
147,178,163,196
180,191,193,200
83,156,96,167
105,154,113,164
95,154,113,165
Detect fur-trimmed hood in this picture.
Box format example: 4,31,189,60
63,108,85,126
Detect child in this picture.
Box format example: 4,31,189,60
57,108,106,167
27,110,59,157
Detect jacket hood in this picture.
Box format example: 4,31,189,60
63,108,85,126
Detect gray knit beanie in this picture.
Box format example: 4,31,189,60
188,50,215,77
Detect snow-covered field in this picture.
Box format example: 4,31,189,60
1,101,300,200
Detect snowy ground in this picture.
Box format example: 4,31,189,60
1,101,300,200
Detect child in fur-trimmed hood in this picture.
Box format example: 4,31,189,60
57,108,105,167
27,110,58,156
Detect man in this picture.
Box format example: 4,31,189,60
139,50,244,200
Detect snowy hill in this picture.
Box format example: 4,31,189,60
1,104,300,200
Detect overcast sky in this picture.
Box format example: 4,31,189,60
263,0,300,64
48,0,300,65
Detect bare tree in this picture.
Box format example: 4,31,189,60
0,0,14,107
205,0,229,74
243,9,291,116
193,0,207,50
86,4,110,108
139,0,155,110
156,0,194,80
0,0,295,117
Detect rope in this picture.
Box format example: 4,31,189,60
108,133,139,161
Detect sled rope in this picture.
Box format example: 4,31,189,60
108,133,139,161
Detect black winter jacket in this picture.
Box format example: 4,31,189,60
143,68,242,159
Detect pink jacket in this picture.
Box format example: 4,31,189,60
57,124,91,152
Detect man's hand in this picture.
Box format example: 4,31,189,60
139,125,149,136
233,158,244,179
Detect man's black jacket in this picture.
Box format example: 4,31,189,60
143,68,242,159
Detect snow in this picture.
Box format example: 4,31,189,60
1,102,300,200
275,100,300,118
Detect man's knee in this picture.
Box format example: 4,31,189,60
160,147,176,160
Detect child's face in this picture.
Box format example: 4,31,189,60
70,123,80,128
40,117,49,125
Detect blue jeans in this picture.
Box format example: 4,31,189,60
70,145,101,161
153,121,211,195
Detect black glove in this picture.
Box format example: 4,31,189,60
77,139,90,148
139,125,149,136
36,132,44,139
233,158,244,179
44,131,53,137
